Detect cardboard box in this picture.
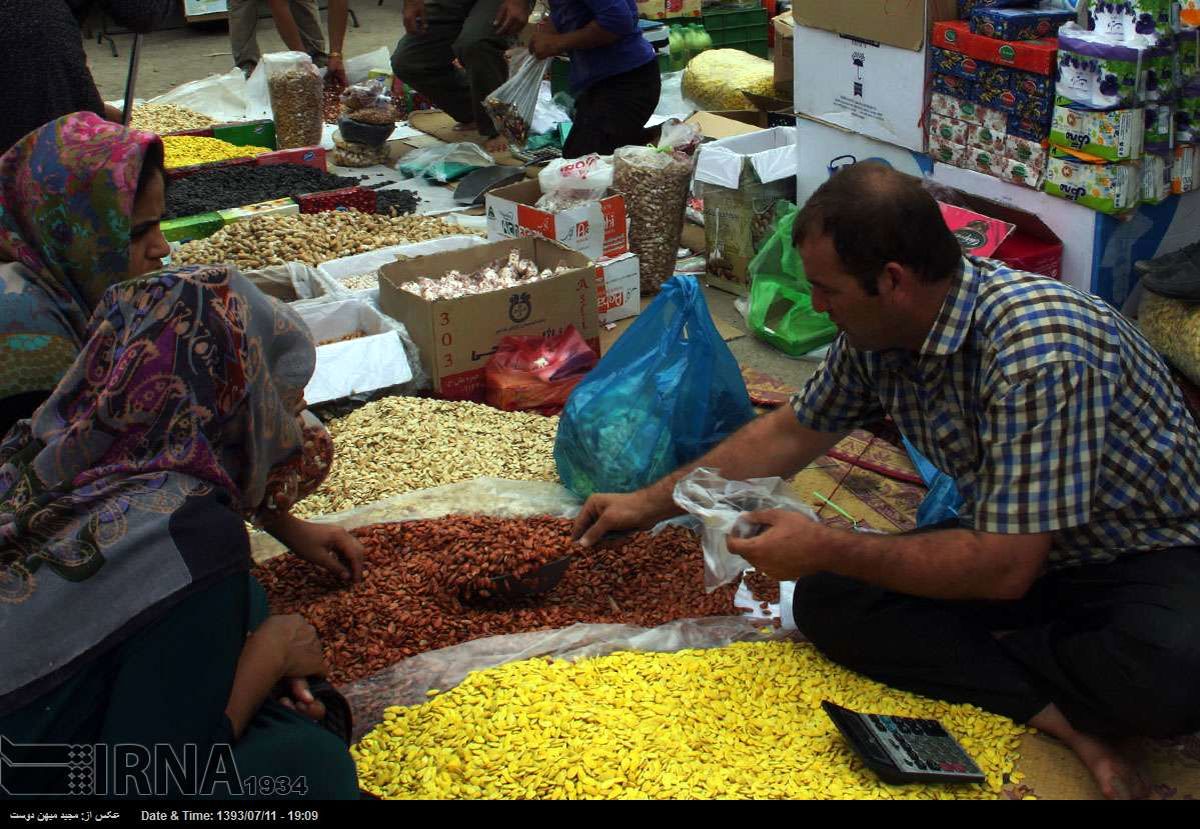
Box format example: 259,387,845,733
933,21,1058,76
930,113,972,145
297,299,414,405
773,12,794,98
1044,156,1141,215
256,146,327,171
596,253,641,325
928,133,967,165
938,202,1015,258
378,238,600,401
485,179,628,261
695,127,799,294
212,119,276,150
161,211,224,244
793,24,930,152
792,0,957,52
687,111,768,140
969,7,1075,41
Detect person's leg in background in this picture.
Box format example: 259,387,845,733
562,60,661,158
289,0,329,65
452,0,512,139
391,0,479,127
228,0,262,76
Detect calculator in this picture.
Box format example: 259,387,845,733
821,701,985,785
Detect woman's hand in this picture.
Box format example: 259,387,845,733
277,677,327,721
266,513,365,583
226,614,328,738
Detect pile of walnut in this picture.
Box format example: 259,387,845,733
400,249,571,301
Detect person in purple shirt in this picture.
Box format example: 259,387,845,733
529,0,660,158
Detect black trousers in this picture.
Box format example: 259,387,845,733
562,59,662,159
793,545,1200,738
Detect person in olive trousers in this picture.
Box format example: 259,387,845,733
392,0,530,147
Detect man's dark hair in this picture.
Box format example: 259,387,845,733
793,161,962,294
136,140,166,199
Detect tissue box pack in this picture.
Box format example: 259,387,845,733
933,20,1059,76
1055,27,1147,110
932,46,984,81
1008,113,1053,141
963,145,1008,178
1144,103,1174,151
970,122,1008,154
1173,144,1198,194
1012,70,1054,99
1050,105,1144,162
933,73,977,99
1044,157,1140,214
1177,85,1200,143
931,92,1008,132
1091,0,1175,43
977,63,1014,94
1000,155,1045,189
1142,151,1172,204
958,0,1025,15
928,133,967,166
970,7,1075,41
1146,50,1177,102
930,113,972,145
1179,34,1200,88
978,85,1054,121
1005,134,1049,172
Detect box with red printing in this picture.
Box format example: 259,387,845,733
485,179,629,260
933,21,1058,76
255,146,327,171
297,186,377,215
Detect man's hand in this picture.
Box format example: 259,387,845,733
725,510,834,581
403,0,428,35
326,54,348,85
268,513,365,582
572,491,674,547
528,26,565,59
494,0,530,36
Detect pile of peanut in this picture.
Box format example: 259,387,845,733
173,211,465,269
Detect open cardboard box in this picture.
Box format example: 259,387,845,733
297,299,414,404
379,237,600,401
485,179,629,261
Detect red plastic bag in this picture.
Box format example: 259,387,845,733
485,326,598,415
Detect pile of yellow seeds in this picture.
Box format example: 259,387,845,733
162,135,272,168
291,397,559,518
353,641,1028,800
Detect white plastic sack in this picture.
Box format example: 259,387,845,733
243,263,345,302
536,154,614,209
673,467,819,591
648,70,699,128
147,67,249,123
344,46,393,85
532,79,570,135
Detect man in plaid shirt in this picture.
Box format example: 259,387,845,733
574,162,1200,799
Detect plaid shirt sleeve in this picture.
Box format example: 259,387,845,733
973,361,1113,535
790,334,884,433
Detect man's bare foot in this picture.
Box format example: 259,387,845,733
483,136,508,154
453,121,477,131
1029,704,1150,800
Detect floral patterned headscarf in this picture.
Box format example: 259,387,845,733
0,112,162,403
0,264,326,713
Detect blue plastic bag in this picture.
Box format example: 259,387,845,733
901,435,965,527
554,276,756,499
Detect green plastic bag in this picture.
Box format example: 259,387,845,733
746,202,838,357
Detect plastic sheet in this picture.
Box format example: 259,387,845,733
673,467,819,591
398,142,495,183
342,616,780,740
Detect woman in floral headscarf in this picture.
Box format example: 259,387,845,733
0,265,359,799
0,112,173,434
0,111,365,593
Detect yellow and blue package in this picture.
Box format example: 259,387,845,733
554,276,755,499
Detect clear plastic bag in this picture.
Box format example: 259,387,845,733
398,142,495,183
535,154,614,209
613,120,703,293
672,467,819,591
263,51,324,149
242,262,345,303
340,78,398,125
483,52,552,150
